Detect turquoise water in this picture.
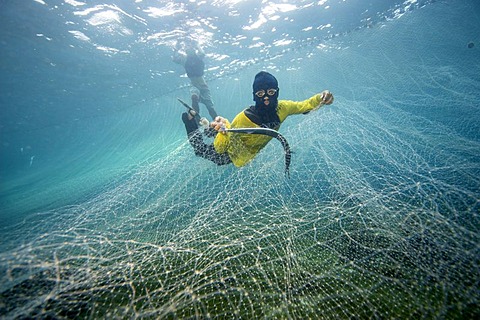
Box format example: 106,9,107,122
1,0,479,318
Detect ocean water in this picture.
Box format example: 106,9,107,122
1,0,479,318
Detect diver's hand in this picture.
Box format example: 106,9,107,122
320,90,334,105
303,90,334,114
211,116,228,134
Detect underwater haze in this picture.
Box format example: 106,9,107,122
1,0,479,318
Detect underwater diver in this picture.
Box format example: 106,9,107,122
173,38,218,120
181,71,334,172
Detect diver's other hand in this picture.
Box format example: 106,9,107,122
320,90,334,105
211,116,227,134
187,109,197,120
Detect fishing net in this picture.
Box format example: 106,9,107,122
1,1,479,319
1,94,479,318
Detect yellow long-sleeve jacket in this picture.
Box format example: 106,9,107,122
213,93,325,167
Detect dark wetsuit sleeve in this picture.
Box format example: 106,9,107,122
182,113,232,166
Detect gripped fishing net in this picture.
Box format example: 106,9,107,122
1,1,479,318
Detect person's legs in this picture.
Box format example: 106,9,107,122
182,113,231,166
203,99,218,120
190,77,218,120
190,88,200,114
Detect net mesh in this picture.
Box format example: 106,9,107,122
1,1,480,319
1,99,478,318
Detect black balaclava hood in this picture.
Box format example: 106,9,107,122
245,71,280,129
252,71,279,109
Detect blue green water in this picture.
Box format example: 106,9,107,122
1,0,479,318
